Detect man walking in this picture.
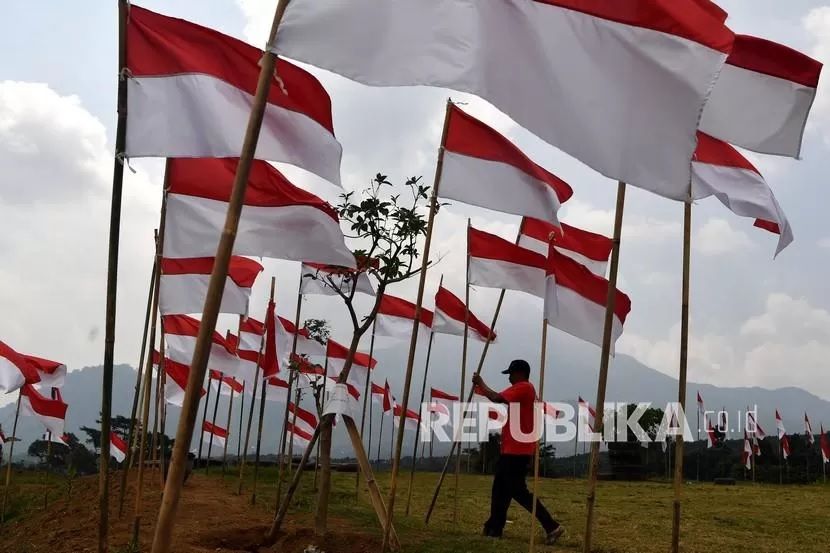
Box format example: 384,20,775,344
472,359,564,545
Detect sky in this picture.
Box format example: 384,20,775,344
2,0,830,417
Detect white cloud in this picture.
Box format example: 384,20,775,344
804,7,830,144
693,218,755,256
818,236,830,249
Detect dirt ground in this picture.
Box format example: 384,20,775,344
4,471,377,553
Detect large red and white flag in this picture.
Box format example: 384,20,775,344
238,317,264,354
393,403,420,432
781,434,791,460
705,418,718,448
20,384,67,437
262,375,291,403
125,5,342,185
163,315,245,380
544,248,632,350
278,316,327,360
432,287,496,343
291,354,326,387
468,226,546,298
287,423,314,449
820,424,830,464
300,261,375,297
163,355,207,407
691,132,792,256
700,34,823,158
775,410,787,440
519,217,612,277
159,256,263,316
805,412,815,445
110,432,128,463
210,370,244,397
430,387,459,420
326,339,377,392
288,402,319,436
742,431,753,469
440,105,572,225
0,341,40,393
371,381,387,406
374,294,433,341
274,0,733,198
747,411,767,439
23,355,66,390
202,421,228,450
163,158,355,268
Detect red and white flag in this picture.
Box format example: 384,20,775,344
287,423,314,449
275,0,733,198
226,332,260,387
210,370,244,397
393,403,420,432
747,411,766,439
697,392,705,416
578,396,596,434
23,355,66,390
468,226,546,298
163,355,207,407
820,424,830,464
110,432,128,463
159,256,263,316
163,315,245,381
371,381,387,406
263,375,291,403
775,410,786,440
0,341,40,393
519,217,612,277
544,248,632,350
278,316,327,360
202,421,228,450
238,317,265,354
125,6,342,185
300,261,375,297
430,387,458,420
291,354,326,387
742,431,753,469
289,402,318,436
700,34,823,158
805,413,815,445
781,434,791,460
705,418,718,448
543,402,559,423
20,384,67,437
440,104,572,225
432,286,496,343
374,294,433,341
326,339,377,392
691,132,792,256
163,158,354,268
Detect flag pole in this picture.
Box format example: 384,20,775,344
197,368,212,466
671,200,692,553
377,396,385,463
118,251,157,517
528,317,549,553
223,386,235,476
356,321,378,498
404,329,436,515
99,2,130,549
381,98,452,553
582,181,627,553
158,326,169,485
238,382,245,461
0,392,23,523
150,0,291,545
778,434,783,485
132,166,170,546
275,281,304,503
251,277,276,505
236,335,265,495
206,373,224,474
313,356,329,491
453,223,473,524
368,376,375,467
696,401,700,482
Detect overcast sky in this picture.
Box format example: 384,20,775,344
2,0,830,414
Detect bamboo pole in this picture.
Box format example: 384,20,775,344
1,394,23,523
118,245,157,517
223,387,235,476
158,328,168,485
150,0,291,544
368,378,375,466
100,3,130,549
377,401,385,463
151,345,162,467
528,319,549,553
236,338,264,495
582,181,627,553
404,330,435,515
197,374,212,467
453,225,472,523
275,284,303,503
238,382,245,461
206,373,224,474
670,201,692,553
356,322,378,497
251,278,276,505
286,382,302,476
313,358,328,491
381,98,452,553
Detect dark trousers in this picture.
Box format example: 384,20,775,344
484,454,559,535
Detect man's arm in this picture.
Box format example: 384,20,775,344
471,374,506,404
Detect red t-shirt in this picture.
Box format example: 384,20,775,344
499,380,537,456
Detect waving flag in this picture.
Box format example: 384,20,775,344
747,411,767,439
820,424,829,464
20,384,67,437
110,432,128,463
433,287,496,343
278,316,327,359
163,356,207,407
201,421,228,450
262,299,279,379
210,370,244,397
781,434,792,460
776,410,786,439
263,375,290,403
164,158,354,268
291,354,326,387
544,248,632,349
287,423,314,449
163,315,244,380
371,382,387,406
274,0,733,198
691,132,792,256
159,256,263,316
23,355,66,390
238,317,265,353
393,404,420,432
468,226,546,298
0,341,40,392
519,217,612,276
383,381,394,413
700,34,823,158
289,402,319,436
742,431,753,469
125,5,342,184
578,397,597,434
705,419,718,448
326,339,377,392
300,261,375,297
805,413,815,445
440,105,572,225
374,294,433,341
697,392,705,416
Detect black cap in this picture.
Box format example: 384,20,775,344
501,359,531,376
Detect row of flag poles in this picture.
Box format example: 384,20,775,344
78,1,826,553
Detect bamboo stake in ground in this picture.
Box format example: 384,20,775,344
275,286,303,502
236,343,264,495
381,98,452,553
356,323,377,497
251,278,276,505
197,373,212,467
151,344,162,468
238,382,245,461
158,327,169,485
223,386,235,476
582,181,627,553
206,373,224,474
1,393,23,523
118,254,157,517
528,319,549,553
453,222,472,523
670,200,692,553
404,330,435,515
99,3,130,549
377,401,385,463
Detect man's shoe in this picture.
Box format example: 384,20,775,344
482,527,502,539
545,526,565,546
